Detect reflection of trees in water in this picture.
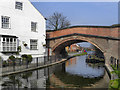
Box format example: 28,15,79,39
47,60,105,88
2,71,33,89
2,75,22,89
53,71,103,88
87,63,104,69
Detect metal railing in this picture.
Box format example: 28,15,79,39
1,55,62,75
110,56,119,69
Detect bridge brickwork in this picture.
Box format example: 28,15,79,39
48,26,119,38
46,26,120,65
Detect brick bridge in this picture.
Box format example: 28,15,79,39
46,26,120,65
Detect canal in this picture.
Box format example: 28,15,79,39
1,51,110,89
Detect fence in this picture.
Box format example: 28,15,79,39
110,56,119,69
1,55,62,75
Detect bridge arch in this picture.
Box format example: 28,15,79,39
53,38,103,53
47,26,120,64
51,35,107,56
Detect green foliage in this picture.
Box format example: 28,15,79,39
73,52,87,57
17,46,21,52
111,65,120,78
109,65,120,89
21,54,32,63
109,79,120,89
2,61,8,67
9,55,15,61
21,54,27,60
27,55,32,63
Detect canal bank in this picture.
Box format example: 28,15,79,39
0,52,87,77
49,69,109,88
46,52,110,88
1,51,112,89
1,58,67,77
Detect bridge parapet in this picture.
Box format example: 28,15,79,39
47,26,119,39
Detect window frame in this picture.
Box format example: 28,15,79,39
1,37,17,52
1,16,10,29
15,1,23,10
31,22,37,32
30,39,38,50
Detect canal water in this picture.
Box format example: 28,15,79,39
1,51,110,89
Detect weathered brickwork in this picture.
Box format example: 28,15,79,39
48,27,119,38
47,26,120,64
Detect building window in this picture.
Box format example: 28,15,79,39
30,40,38,50
1,16,10,29
2,37,17,52
15,2,23,10
31,22,37,32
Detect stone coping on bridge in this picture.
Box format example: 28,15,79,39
46,25,120,32
46,33,120,41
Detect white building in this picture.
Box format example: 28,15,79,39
0,0,46,60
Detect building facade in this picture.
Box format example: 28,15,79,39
65,44,81,53
0,0,46,60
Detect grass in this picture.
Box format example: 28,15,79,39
73,52,87,57
109,79,120,89
109,65,120,89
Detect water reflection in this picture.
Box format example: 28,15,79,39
66,55,105,78
2,51,109,89
2,69,47,89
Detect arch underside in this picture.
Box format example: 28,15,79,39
52,36,105,54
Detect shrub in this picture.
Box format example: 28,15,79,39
8,55,16,65
21,54,28,60
2,61,8,67
21,54,32,63
27,55,32,63
9,55,15,61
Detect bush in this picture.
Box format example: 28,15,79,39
27,55,32,63
21,54,32,63
2,61,8,67
21,54,27,60
9,55,15,61
8,55,16,65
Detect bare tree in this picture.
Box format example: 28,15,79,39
47,12,71,30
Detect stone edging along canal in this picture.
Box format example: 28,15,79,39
0,57,73,77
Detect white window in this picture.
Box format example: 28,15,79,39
1,16,10,29
31,22,37,32
15,2,23,10
2,37,17,52
30,40,38,50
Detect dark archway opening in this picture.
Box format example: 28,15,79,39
53,39,104,60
